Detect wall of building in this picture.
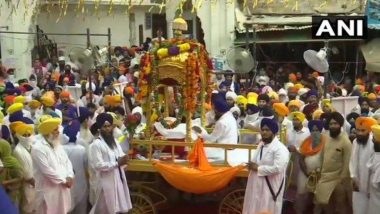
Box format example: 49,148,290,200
36,5,159,54
0,0,236,79
0,1,38,79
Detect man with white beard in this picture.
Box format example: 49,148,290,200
31,117,74,214
89,113,132,214
13,122,36,214
242,118,290,214
349,117,377,214
367,125,380,214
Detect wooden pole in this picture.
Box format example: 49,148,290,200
108,28,112,67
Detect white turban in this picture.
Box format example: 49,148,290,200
278,88,287,96
284,82,294,91
226,91,238,101
298,88,310,96
230,106,241,116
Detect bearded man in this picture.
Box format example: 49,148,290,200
367,125,380,214
349,117,377,214
88,113,132,214
242,118,290,214
314,112,353,214
31,117,74,214
298,120,326,214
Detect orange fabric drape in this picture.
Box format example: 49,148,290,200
153,138,245,194
299,135,326,156
187,138,213,171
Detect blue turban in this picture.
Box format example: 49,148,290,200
246,104,260,114
63,120,80,143
96,113,113,127
261,107,274,117
1,125,10,140
20,117,34,125
307,89,318,98
9,111,23,123
212,96,229,113
78,107,91,124
260,118,279,134
90,123,99,136
308,120,323,132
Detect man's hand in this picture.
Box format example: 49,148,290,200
118,155,129,166
247,162,258,171
352,178,359,192
288,145,298,153
192,126,202,134
64,177,74,188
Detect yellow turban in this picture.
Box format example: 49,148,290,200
41,96,55,107
273,103,289,117
312,109,324,120
294,83,304,90
356,117,378,132
372,125,380,143
288,100,302,110
368,93,377,100
247,92,258,105
236,95,248,108
0,111,3,124
290,111,306,122
14,96,26,104
14,122,34,136
29,100,41,110
38,118,62,135
322,99,331,108
268,91,279,101
10,121,23,134
7,103,24,114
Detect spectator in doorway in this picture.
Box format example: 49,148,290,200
219,70,240,94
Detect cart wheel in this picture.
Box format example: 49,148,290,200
128,192,157,214
218,189,245,214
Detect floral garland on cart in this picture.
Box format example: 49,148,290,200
137,39,213,129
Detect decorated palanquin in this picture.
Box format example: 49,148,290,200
127,39,253,214
136,39,213,155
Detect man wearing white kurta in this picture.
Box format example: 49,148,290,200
63,120,89,214
243,118,290,214
31,117,74,214
349,117,377,214
193,95,238,163
89,113,132,214
13,122,36,214
367,125,380,214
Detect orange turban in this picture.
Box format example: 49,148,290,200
124,86,135,95
355,117,378,131
312,72,319,78
273,103,289,117
4,95,15,105
60,91,71,98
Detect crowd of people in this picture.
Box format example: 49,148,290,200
0,43,379,214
